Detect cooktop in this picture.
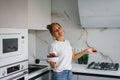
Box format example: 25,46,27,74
87,62,119,71
28,64,48,73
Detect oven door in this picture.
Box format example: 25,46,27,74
2,70,28,80
0,33,23,59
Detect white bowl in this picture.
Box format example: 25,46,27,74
47,57,59,62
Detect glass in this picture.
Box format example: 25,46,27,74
35,59,40,64
3,38,18,53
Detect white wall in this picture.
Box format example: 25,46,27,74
28,0,120,64
28,30,36,64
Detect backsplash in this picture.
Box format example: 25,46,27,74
28,28,120,64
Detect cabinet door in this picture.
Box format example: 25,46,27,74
73,74,78,80
41,72,49,80
78,75,120,80
34,71,50,80
28,0,51,30
0,0,27,28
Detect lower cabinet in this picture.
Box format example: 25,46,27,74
29,70,51,80
35,72,49,80
78,75,120,80
73,74,78,80
30,71,120,80
73,73,120,80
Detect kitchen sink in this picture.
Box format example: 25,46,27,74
28,64,48,73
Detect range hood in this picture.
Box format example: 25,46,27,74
78,0,120,28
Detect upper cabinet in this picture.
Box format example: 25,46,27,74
0,0,51,30
28,0,51,30
0,0,27,28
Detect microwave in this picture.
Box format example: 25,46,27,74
0,33,24,58
0,28,28,67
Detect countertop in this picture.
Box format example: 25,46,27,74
72,62,120,78
28,61,50,79
28,61,120,79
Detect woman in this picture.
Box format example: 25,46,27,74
47,23,98,80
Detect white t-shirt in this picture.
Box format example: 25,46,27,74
48,40,73,72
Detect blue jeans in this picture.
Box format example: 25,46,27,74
51,70,73,80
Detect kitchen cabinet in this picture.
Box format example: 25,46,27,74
73,73,120,80
0,0,27,28
0,0,51,30
28,0,51,30
29,70,51,80
78,75,120,80
34,72,49,80
73,74,78,80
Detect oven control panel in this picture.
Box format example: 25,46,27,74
7,65,20,74
0,60,28,78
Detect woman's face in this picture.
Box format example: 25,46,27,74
52,24,64,39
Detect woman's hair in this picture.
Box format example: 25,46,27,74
46,23,62,35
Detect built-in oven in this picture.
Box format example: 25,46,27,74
0,28,28,67
2,70,28,80
0,60,28,80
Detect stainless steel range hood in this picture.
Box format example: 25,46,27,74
78,0,120,28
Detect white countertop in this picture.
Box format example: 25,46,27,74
28,61,120,79
28,61,50,79
28,67,49,79
72,62,120,77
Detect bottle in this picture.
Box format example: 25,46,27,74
78,53,89,64
83,53,89,64
78,56,83,64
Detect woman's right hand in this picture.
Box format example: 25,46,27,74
49,61,57,69
47,53,57,69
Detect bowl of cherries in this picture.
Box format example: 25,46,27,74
47,53,59,62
